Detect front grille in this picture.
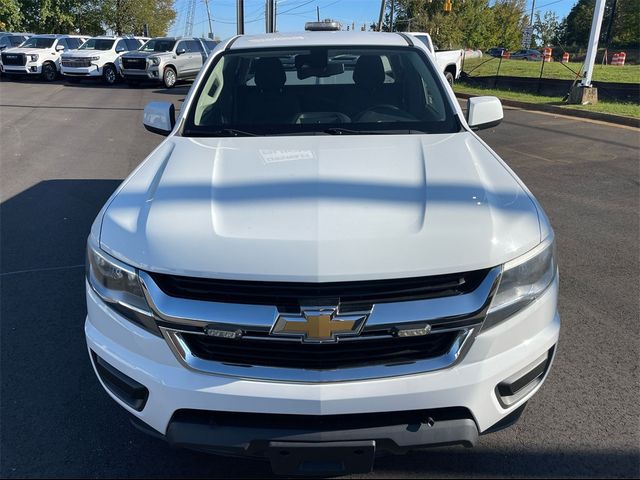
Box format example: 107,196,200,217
171,406,473,431
181,330,459,370
122,57,147,70
149,268,490,309
62,58,92,68
1,52,26,66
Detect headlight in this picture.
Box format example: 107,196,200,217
89,56,100,61
483,236,557,330
86,236,159,335
148,56,160,66
29,54,38,61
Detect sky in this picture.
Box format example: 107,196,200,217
167,0,577,39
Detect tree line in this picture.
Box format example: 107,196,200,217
377,0,639,51
0,0,176,37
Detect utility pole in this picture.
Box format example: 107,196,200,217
389,0,395,32
237,0,244,35
580,0,606,87
317,6,320,21
266,0,275,33
569,0,606,103
602,0,617,64
184,0,196,36
529,0,535,25
204,0,214,39
377,0,386,32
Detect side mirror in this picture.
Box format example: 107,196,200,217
116,47,126,53
176,47,186,55
143,101,175,136
466,96,503,131
56,44,65,51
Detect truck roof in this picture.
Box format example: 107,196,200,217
229,31,410,50
29,34,86,38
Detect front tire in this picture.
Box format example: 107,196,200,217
163,66,177,88
103,64,117,85
41,62,57,82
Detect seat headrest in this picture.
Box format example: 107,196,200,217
353,55,385,90
254,57,286,91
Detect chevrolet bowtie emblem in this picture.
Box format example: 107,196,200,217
271,306,369,343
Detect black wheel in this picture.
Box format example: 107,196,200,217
444,71,454,86
163,66,177,88
103,64,117,85
41,62,57,82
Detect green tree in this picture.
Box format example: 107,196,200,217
561,0,596,46
0,0,23,30
490,0,528,50
383,0,531,50
611,0,639,45
101,0,175,36
17,0,79,33
533,10,560,47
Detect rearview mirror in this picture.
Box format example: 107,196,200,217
143,101,175,136
466,96,503,130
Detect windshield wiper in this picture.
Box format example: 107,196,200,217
323,127,425,135
323,127,385,135
210,128,257,137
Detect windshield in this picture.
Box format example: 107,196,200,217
139,38,176,53
9,35,26,46
20,37,55,49
79,38,115,50
184,46,459,137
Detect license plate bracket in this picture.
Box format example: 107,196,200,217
266,440,375,476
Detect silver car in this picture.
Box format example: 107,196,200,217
118,37,208,88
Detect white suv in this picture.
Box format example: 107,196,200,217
0,34,87,81
61,36,143,85
86,30,559,476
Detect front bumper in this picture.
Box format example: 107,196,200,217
61,65,102,77
86,273,559,440
1,63,42,74
121,68,161,81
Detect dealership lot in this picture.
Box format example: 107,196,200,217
0,79,638,478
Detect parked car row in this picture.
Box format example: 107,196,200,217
0,33,219,88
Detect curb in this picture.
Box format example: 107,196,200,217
456,92,640,128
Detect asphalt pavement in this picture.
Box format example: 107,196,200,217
1,77,638,478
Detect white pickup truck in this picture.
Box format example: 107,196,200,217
407,32,463,85
85,28,559,477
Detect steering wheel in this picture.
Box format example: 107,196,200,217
354,104,418,122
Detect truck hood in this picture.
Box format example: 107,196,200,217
62,49,110,58
2,47,48,56
121,51,163,59
100,132,542,282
